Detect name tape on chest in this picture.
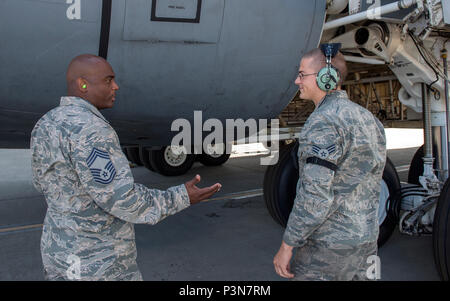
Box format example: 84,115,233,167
86,148,116,184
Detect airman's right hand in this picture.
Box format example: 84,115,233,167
184,174,221,205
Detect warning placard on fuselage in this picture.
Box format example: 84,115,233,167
152,0,201,22
123,0,223,43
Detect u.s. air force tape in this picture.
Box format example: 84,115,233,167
306,156,338,172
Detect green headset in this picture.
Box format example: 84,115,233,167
316,43,342,93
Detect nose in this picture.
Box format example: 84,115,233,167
112,79,119,91
295,75,301,85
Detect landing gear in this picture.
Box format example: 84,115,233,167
130,143,232,176
378,157,401,247
122,147,130,161
262,141,400,247
433,177,450,280
408,145,438,185
149,146,195,176
138,147,155,171
125,146,143,166
263,142,297,227
198,143,231,166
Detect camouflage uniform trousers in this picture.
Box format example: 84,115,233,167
42,255,143,281
290,240,378,281
43,268,143,281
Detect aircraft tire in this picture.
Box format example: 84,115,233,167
378,157,401,247
198,143,232,166
263,162,279,223
149,146,195,176
407,145,437,185
122,147,130,161
263,141,399,248
263,142,297,227
138,146,155,172
433,177,450,280
198,153,231,166
126,146,143,166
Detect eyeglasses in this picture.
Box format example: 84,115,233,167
297,72,317,80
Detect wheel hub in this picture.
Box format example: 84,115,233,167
164,146,187,167
205,143,225,158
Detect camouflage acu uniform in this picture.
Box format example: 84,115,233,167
284,90,386,281
30,97,190,281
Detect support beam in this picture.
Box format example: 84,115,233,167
323,0,418,31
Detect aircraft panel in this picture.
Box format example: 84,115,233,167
0,0,102,147
105,0,326,146
123,0,223,42
0,0,327,148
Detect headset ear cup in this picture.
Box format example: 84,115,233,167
316,68,323,91
330,66,340,87
316,67,331,92
316,66,340,92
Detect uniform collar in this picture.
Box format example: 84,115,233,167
316,90,348,109
60,96,109,123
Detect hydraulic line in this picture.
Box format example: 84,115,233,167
323,0,418,30
443,48,450,178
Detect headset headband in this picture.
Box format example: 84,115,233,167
316,43,342,92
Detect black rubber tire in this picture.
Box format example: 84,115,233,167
433,177,450,280
272,143,299,227
198,144,232,166
138,146,155,171
148,149,163,174
126,146,143,166
378,157,401,247
263,162,279,223
263,144,288,224
149,146,195,176
408,145,437,185
198,153,231,166
122,147,130,161
263,142,298,227
263,144,400,248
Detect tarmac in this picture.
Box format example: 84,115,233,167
0,131,442,281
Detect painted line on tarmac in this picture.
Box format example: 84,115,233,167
396,164,410,173
0,190,264,234
0,162,409,234
0,223,43,235
202,189,264,203
202,163,409,204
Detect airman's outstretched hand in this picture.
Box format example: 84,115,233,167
184,174,221,205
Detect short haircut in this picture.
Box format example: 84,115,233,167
302,48,348,86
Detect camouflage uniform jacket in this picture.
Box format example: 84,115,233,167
283,90,386,249
30,96,190,280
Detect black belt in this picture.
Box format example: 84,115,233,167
306,156,338,172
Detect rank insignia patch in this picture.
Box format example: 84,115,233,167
86,148,116,184
312,144,336,159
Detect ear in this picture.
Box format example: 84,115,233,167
77,78,88,92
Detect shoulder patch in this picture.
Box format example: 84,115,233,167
312,144,336,159
86,148,116,184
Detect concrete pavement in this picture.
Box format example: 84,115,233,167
0,143,441,281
